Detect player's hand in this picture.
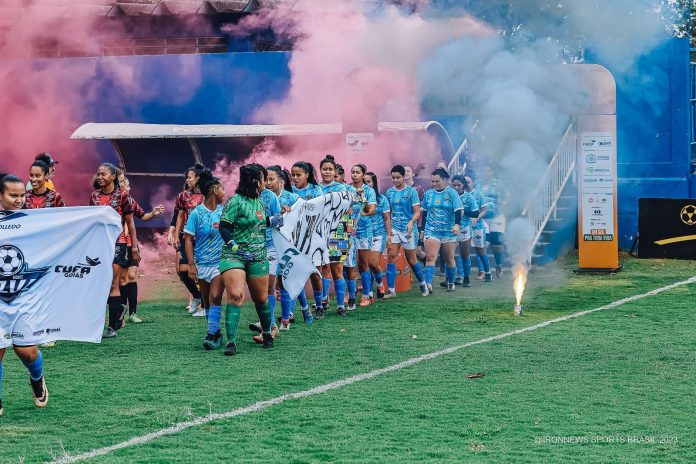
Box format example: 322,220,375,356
173,235,180,249
281,205,291,214
152,205,165,216
131,249,141,265
406,222,413,236
166,228,174,246
188,264,197,282
269,214,284,229
451,224,459,235
471,217,478,227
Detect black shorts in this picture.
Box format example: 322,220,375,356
177,234,193,265
125,246,139,268
114,243,131,268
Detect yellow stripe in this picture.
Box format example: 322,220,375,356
654,235,696,246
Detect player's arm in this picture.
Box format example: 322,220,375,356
184,233,196,280
125,213,140,264
140,205,165,222
384,209,392,243
173,209,184,248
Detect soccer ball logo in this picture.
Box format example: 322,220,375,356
681,205,696,226
0,245,24,277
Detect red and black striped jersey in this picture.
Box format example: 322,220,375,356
175,189,204,232
23,189,66,209
90,188,133,243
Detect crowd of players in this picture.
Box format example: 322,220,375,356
0,151,507,415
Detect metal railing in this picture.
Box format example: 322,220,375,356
448,138,467,177
521,119,577,259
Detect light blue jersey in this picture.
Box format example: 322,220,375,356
474,178,505,219
355,184,377,239
385,185,420,233
470,189,487,230
459,191,479,228
372,195,390,237
183,203,224,266
259,188,281,249
277,189,300,210
320,181,347,194
422,187,464,238
292,183,324,200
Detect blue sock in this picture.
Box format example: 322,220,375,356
298,288,308,309
425,265,436,285
347,279,357,299
481,254,491,273
23,351,43,381
322,277,332,300
361,271,372,297
476,255,484,273
374,272,384,292
464,256,472,278
280,289,293,321
446,267,456,285
268,293,276,325
493,250,503,267
334,279,346,308
386,263,397,290
412,262,425,284
456,256,464,278
313,290,323,308
0,362,3,400
207,305,222,334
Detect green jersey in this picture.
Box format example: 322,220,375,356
220,194,267,262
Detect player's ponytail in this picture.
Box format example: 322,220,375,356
198,168,221,198
292,161,318,186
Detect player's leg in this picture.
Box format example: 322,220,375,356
368,236,385,299
385,237,401,298
424,237,442,293
177,244,202,314
221,267,247,356
442,240,458,291
459,238,472,287
13,345,47,409
357,246,372,307
0,348,5,416
126,266,142,323
247,262,273,349
330,262,347,315
203,272,225,350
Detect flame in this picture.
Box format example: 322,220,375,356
513,267,527,306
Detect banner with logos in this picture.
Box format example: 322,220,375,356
0,207,121,346
274,192,352,299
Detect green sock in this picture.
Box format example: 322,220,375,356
225,304,241,343
255,301,273,334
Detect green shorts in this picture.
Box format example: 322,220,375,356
219,257,269,279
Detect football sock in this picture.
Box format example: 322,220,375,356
334,279,346,308
464,256,472,278
446,267,456,285
224,304,241,343
322,278,332,300
297,288,308,309
267,293,276,326
493,248,504,267
412,262,425,284
360,271,372,297
456,256,464,278
107,296,123,330
280,289,293,321
178,271,202,299
255,301,273,334
476,255,484,273
22,351,43,381
313,290,323,309
127,282,138,314
119,285,128,307
373,272,384,292
347,279,357,299
481,254,491,273
425,265,436,285
386,263,397,290
207,305,222,335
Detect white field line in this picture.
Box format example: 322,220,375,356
48,276,696,464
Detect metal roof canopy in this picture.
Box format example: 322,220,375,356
71,121,455,176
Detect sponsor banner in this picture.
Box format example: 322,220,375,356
345,133,374,152
0,207,121,345
638,198,696,259
274,192,352,299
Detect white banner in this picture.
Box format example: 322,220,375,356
0,206,121,345
274,192,352,299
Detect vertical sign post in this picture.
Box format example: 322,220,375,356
577,128,620,271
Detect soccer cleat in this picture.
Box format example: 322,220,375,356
103,327,118,338
249,321,262,333
496,266,503,278
383,290,396,299
337,307,347,316
359,295,371,307
271,325,280,338
301,307,314,324
128,314,143,324
462,276,471,287
454,277,464,286
322,299,329,311
446,283,456,292
191,309,206,317
280,320,291,331
315,305,325,320
476,271,485,280
187,298,202,314
376,285,385,300
439,281,448,288
347,299,356,311
420,283,430,297
30,376,48,409
40,342,56,348
262,333,274,349
223,342,237,356
427,283,433,294
288,312,295,324
484,273,493,282
203,331,223,350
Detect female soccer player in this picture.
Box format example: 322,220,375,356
384,165,429,298
174,164,205,314
351,164,377,307
25,153,58,192
318,155,350,315
364,172,390,299
266,166,313,328
291,161,326,318
421,168,464,293
118,175,164,322
183,169,226,350
24,159,66,209
475,165,508,279
90,163,139,338
218,164,283,356
450,175,482,288
465,174,492,282
0,173,49,416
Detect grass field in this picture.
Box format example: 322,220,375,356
1,253,695,463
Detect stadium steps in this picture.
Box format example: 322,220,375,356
531,183,578,266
